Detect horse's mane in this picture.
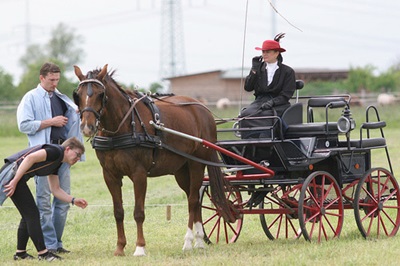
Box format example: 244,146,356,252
89,68,177,100
89,67,137,98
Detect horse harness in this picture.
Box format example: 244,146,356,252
75,77,236,169
91,93,162,151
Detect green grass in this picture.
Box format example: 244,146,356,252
1,104,400,265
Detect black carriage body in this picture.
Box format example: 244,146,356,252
200,91,399,244
214,93,389,187
216,136,371,187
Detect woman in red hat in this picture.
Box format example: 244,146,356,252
240,33,296,139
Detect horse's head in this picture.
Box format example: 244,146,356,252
73,64,108,137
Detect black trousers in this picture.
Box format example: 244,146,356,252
10,177,46,252
239,99,289,139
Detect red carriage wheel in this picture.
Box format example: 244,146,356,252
298,171,344,242
354,168,400,238
259,184,303,240
200,185,243,244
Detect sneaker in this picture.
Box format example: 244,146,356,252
13,252,34,260
38,251,62,261
57,247,70,254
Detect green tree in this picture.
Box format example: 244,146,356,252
19,23,84,70
0,67,16,101
148,82,163,93
16,23,84,99
18,44,46,71
345,65,375,93
374,71,398,92
46,23,85,67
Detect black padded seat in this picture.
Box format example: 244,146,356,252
285,122,339,138
307,97,346,108
339,138,386,148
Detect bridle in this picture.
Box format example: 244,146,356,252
74,73,108,122
73,74,149,136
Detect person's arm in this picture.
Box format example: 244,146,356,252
38,116,68,131
244,72,257,92
17,92,68,133
47,175,88,209
3,149,47,197
244,56,263,92
17,94,42,134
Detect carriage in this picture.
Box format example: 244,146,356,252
196,81,399,243
73,65,399,256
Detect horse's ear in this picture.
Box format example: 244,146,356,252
74,65,85,81
98,64,108,81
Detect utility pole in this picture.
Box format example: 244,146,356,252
159,0,186,80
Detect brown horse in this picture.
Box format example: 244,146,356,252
73,64,234,256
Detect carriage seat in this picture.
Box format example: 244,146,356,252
342,138,386,148
284,122,340,138
282,97,347,139
339,121,387,149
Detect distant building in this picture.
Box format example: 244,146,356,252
166,68,348,103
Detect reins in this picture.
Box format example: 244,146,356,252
77,75,248,168
100,94,147,135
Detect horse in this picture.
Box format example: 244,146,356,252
72,64,234,256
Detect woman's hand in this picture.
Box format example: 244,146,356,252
3,179,18,197
251,56,263,72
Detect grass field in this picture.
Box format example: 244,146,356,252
0,104,399,265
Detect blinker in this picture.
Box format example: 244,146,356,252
87,71,93,97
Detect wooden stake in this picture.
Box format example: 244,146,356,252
166,205,171,221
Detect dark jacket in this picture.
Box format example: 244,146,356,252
244,59,296,107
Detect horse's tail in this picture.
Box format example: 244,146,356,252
207,151,237,223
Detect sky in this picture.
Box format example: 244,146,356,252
1,0,400,88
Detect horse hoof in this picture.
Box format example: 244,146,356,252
114,250,125,256
194,241,205,249
133,246,146,256
182,242,193,251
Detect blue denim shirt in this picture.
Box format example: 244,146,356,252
16,84,85,161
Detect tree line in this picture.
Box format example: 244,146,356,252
1,23,399,102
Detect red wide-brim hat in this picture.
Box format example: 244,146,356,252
255,40,286,52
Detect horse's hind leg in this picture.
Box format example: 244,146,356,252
175,163,205,251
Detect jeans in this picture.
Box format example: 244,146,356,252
35,162,71,250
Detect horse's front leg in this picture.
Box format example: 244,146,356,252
132,172,147,256
104,172,126,256
175,165,205,251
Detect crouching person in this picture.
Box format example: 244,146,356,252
0,137,87,261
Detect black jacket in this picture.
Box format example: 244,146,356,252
244,60,296,107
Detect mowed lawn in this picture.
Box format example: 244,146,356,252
0,104,399,265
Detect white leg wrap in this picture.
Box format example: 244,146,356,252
182,228,194,251
133,246,146,256
193,222,205,249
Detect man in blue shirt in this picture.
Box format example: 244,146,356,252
16,62,84,254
